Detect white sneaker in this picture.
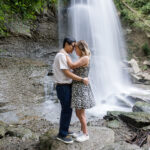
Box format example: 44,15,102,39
76,134,89,142
72,131,83,138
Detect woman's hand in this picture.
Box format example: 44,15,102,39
83,77,89,85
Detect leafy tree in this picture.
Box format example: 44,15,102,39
0,0,58,36
114,0,150,32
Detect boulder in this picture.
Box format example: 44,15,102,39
0,121,8,137
104,111,125,120
102,141,142,150
104,111,150,128
0,121,8,128
128,59,141,74
35,21,57,40
146,32,150,38
143,73,150,81
6,126,39,140
127,59,150,84
39,127,115,150
0,126,6,137
7,20,31,37
125,28,132,35
129,71,150,84
126,95,149,103
133,101,150,113
119,112,150,128
130,73,143,84
106,120,122,129
142,125,150,131
143,60,150,67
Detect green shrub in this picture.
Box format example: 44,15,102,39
131,0,149,8
114,0,150,32
0,0,58,36
142,43,150,56
142,2,150,14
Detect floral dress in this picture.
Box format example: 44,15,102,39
71,66,96,109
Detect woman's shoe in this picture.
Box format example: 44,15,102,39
75,134,89,142
72,131,83,138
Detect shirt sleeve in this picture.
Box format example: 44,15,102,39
58,54,69,70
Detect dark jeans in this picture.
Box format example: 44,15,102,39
56,84,72,137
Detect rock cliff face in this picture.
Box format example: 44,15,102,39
0,7,60,125
0,7,59,67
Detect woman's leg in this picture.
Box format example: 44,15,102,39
75,110,83,131
76,109,88,134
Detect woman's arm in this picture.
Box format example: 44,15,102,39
66,56,89,69
62,69,89,85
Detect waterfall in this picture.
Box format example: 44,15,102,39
58,0,137,116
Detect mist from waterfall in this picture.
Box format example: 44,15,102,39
58,0,138,116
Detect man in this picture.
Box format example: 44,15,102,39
53,37,88,144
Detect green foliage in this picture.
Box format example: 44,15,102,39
0,0,58,37
129,0,149,8
142,43,150,56
142,64,148,71
114,0,150,32
142,2,150,14
49,0,57,3
121,9,135,24
127,0,150,15
0,49,7,53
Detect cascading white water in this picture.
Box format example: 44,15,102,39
58,0,149,117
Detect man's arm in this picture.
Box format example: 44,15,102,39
57,53,89,85
62,69,89,85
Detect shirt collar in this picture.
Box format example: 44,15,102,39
62,49,69,56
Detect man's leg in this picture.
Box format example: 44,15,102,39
56,84,72,137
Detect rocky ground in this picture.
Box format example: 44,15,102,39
0,102,150,150
0,54,150,150
0,58,149,150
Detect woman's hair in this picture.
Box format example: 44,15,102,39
76,40,91,56
63,37,76,48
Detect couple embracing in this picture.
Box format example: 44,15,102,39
53,37,95,144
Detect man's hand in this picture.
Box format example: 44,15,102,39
62,70,89,84
83,77,89,85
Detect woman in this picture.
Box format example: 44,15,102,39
66,40,95,142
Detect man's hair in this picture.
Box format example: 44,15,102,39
63,37,76,48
